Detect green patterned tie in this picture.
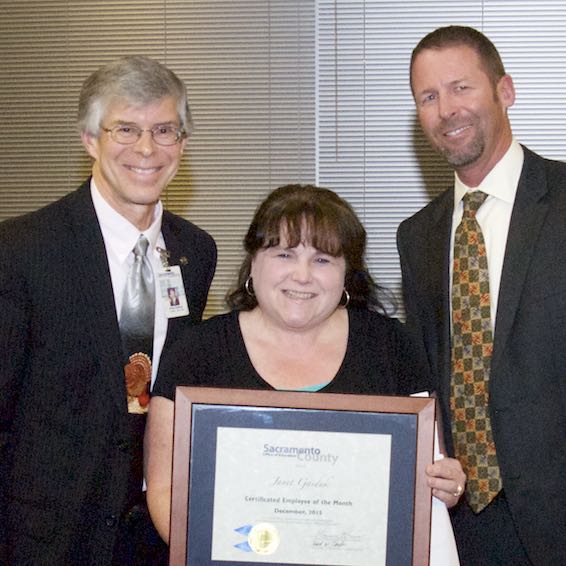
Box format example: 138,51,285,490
451,190,502,514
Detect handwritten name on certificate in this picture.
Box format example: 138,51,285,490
210,427,392,565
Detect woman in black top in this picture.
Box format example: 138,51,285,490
146,184,465,543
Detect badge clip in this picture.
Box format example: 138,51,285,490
156,246,171,271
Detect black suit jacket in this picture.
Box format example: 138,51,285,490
0,180,216,565
397,147,566,565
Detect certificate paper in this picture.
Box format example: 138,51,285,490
210,427,391,565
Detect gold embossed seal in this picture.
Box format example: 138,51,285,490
248,523,280,555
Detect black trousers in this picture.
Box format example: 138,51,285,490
450,491,532,566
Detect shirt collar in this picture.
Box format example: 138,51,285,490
454,139,524,208
90,179,163,263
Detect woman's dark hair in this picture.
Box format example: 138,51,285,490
226,184,393,314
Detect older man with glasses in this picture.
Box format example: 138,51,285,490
0,56,216,565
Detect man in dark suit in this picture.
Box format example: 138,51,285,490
0,56,216,565
397,26,566,565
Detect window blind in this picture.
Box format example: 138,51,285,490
2,1,566,318
317,0,566,317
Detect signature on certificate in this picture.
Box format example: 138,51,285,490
311,529,365,550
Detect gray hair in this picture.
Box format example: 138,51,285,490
77,55,192,136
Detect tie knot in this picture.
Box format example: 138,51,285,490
462,191,488,218
133,235,149,258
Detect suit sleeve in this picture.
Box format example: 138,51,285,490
199,232,217,318
180,223,217,323
0,232,30,461
396,223,434,390
0,224,31,554
390,317,433,395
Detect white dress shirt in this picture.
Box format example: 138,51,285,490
90,181,168,388
451,140,524,330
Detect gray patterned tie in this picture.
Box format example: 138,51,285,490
120,235,154,413
120,235,155,358
120,236,155,495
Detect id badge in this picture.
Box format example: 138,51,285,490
158,265,190,318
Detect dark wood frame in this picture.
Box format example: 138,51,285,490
170,387,435,566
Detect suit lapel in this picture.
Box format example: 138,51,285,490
492,148,550,372
427,191,455,411
65,181,128,412
161,216,200,339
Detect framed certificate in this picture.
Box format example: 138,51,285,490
170,387,435,566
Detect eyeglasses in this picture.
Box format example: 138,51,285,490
102,124,186,146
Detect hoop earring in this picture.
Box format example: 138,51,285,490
244,276,255,297
341,289,350,308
